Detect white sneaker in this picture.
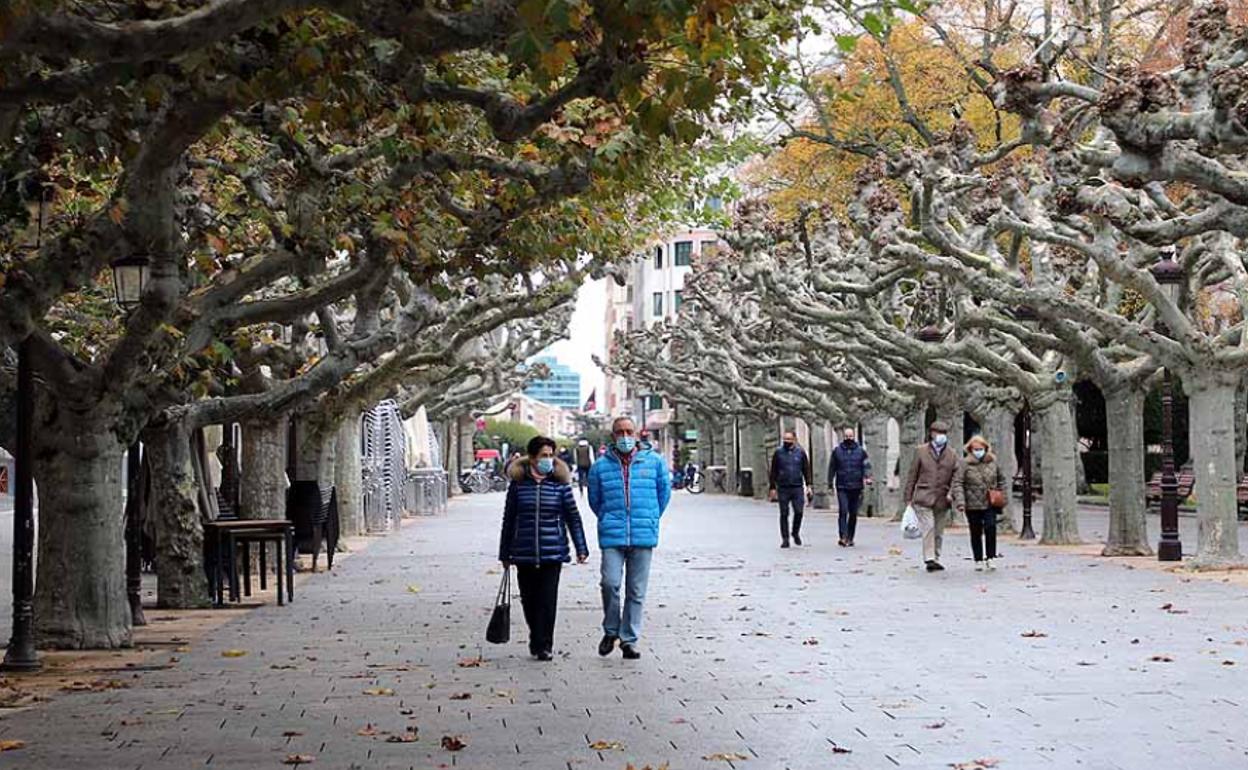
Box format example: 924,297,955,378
986,559,996,571
974,562,985,572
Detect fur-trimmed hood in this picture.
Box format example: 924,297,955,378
509,456,572,484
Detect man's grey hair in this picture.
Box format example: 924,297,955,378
611,415,636,432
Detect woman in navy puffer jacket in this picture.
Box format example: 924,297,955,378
498,436,589,660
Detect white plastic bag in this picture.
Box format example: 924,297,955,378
901,505,922,540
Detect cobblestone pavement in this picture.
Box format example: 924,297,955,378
1,492,1246,770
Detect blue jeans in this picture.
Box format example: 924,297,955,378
837,488,863,541
600,547,654,645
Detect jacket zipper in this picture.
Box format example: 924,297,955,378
621,453,632,546
534,482,542,561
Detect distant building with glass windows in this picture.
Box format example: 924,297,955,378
525,356,583,410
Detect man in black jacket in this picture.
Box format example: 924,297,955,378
828,426,873,547
768,430,813,548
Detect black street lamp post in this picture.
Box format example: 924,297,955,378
1152,252,1185,562
2,187,50,672
111,253,151,624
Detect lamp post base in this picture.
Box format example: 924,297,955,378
1019,518,1036,540
1157,539,1183,562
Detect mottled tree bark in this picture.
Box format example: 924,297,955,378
32,407,130,649
143,419,211,608
1036,392,1082,545
240,417,288,519
335,410,364,536
809,420,832,509
860,413,888,517
1187,376,1242,567
1102,384,1151,556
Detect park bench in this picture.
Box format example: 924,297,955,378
1145,462,1195,508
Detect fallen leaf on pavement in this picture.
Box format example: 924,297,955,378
830,745,852,754
363,687,395,696
1149,655,1174,663
950,760,999,770
385,733,418,743
221,649,248,658
1019,630,1048,638
1222,660,1236,666
457,657,484,668
441,735,467,751
0,740,25,752
588,740,624,750
924,721,946,729
282,731,304,737
406,585,421,594
450,693,472,700
357,724,381,736
802,638,819,646
703,752,749,761
61,679,128,692
282,755,315,766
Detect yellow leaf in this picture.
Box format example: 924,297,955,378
703,753,750,762
406,585,421,594
589,740,624,750
362,687,395,696
221,649,248,658
0,740,25,752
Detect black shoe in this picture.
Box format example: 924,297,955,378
781,540,791,549
847,540,855,547
621,644,641,660
535,650,553,661
925,561,945,572
793,534,803,546
598,635,617,656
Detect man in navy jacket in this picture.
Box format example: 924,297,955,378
828,426,873,547
768,430,813,548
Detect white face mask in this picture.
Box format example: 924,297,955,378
932,433,948,448
972,448,986,460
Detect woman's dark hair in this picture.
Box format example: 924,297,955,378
527,435,557,457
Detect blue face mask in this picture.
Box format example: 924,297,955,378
615,436,636,453
932,434,948,448
536,457,554,475
972,448,986,460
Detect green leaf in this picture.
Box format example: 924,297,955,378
861,13,885,36
834,35,860,54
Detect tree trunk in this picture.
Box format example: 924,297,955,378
809,420,831,509
860,413,888,517
1102,384,1151,556
240,417,287,520
1235,374,1248,475
935,400,963,455
143,420,211,608
978,407,1018,534
893,407,926,520
335,411,364,537
32,414,131,649
1187,375,1242,566
1036,392,1082,544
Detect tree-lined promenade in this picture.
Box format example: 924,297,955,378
609,0,1248,569
0,0,798,649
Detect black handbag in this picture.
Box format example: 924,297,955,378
485,567,511,644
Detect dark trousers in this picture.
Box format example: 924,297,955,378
577,468,589,494
516,563,562,654
778,486,805,541
837,488,863,541
966,509,999,562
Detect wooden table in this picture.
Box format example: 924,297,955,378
205,519,295,607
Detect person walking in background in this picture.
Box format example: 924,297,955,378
498,436,589,661
573,438,595,496
768,429,812,548
828,426,872,547
952,435,1007,571
588,416,672,660
903,420,960,572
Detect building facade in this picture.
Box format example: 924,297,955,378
524,355,582,410
602,223,722,462
492,392,578,439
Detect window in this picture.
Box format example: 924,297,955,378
646,394,663,410
654,245,663,269
625,286,633,303
707,196,724,212
674,290,684,311
653,292,663,316
675,241,693,266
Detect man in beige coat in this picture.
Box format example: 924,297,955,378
903,420,960,572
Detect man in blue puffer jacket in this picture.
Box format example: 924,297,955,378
588,416,672,660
